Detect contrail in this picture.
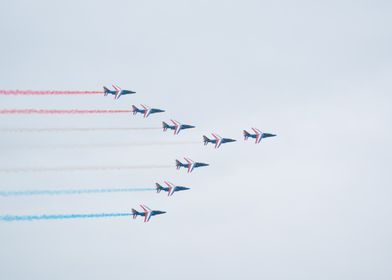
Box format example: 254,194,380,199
0,90,102,95
0,213,132,222
0,127,160,133
0,188,155,197
0,109,131,114
0,165,172,173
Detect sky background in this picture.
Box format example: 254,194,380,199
0,0,391,279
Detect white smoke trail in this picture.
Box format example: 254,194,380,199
0,141,200,151
0,90,102,95
0,188,155,197
0,213,132,222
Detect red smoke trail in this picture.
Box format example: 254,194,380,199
0,109,132,114
0,90,102,95
0,141,200,150
0,165,172,173
0,127,161,132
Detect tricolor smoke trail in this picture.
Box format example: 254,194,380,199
0,127,160,133
0,213,132,222
0,109,131,114
0,188,155,197
0,90,102,95
0,165,172,173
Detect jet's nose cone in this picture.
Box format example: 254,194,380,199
229,139,237,142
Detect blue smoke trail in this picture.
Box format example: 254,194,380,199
0,188,154,197
0,213,131,222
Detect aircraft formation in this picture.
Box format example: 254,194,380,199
102,84,276,222
0,84,276,223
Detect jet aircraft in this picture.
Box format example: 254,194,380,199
103,85,136,99
131,205,166,222
132,104,165,118
156,181,190,196
175,158,209,173
203,133,236,148
162,120,195,135
244,128,276,144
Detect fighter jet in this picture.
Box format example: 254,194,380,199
244,128,276,144
175,158,209,173
156,181,190,196
131,204,166,222
162,120,195,135
132,104,165,118
103,85,136,99
203,133,236,148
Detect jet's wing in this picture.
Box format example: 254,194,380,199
252,128,262,143
212,133,223,148
141,104,149,110
171,120,181,135
140,204,152,222
184,158,194,173
164,181,175,196
164,181,175,187
140,104,150,117
112,85,121,99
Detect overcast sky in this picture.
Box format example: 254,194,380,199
0,1,391,279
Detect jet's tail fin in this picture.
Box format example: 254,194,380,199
175,159,182,169
203,135,211,145
155,183,163,193
243,130,251,140
162,121,170,131
131,209,139,219
103,86,110,96
132,105,139,115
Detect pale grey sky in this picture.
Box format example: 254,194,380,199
0,1,391,279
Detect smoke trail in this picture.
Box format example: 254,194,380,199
0,165,172,173
0,213,131,222
0,127,161,133
54,141,199,148
2,141,200,150
0,90,102,95
0,188,155,197
0,109,131,114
